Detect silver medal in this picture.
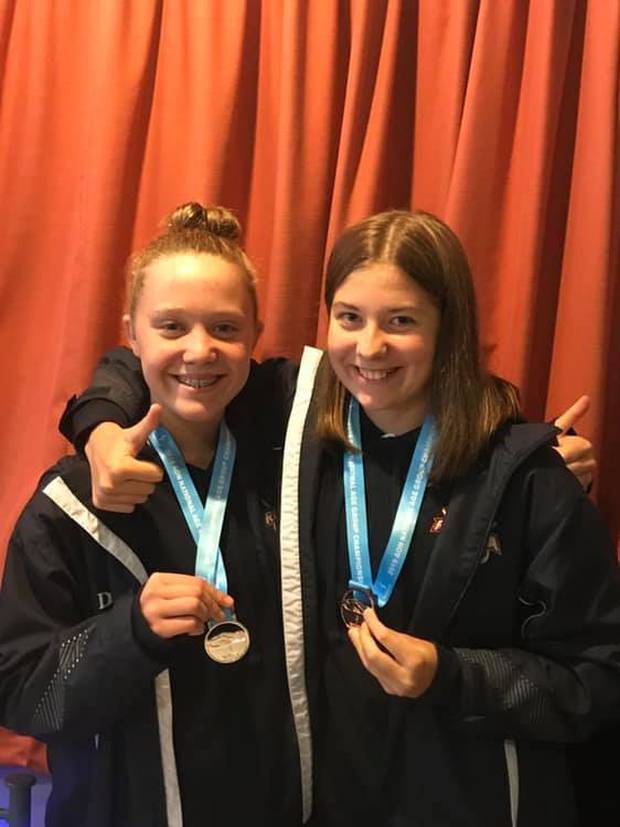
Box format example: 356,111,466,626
204,619,250,664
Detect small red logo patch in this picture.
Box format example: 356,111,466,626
429,507,447,534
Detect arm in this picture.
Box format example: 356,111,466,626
59,346,150,450
0,497,228,739
59,352,300,512
59,347,299,451
0,511,162,738
446,487,620,741
350,453,620,742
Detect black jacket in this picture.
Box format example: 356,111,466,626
281,348,620,826
57,346,620,826
0,362,301,826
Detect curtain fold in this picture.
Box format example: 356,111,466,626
547,0,620,550
0,0,618,769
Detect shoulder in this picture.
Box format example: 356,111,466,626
11,454,150,576
11,455,136,558
34,454,95,512
453,421,589,539
227,357,300,441
480,421,586,521
9,455,94,558
18,455,92,516
243,357,299,401
488,424,614,565
489,421,582,501
488,420,558,463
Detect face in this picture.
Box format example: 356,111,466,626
327,262,440,434
126,253,258,439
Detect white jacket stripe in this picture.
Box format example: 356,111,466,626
504,738,519,826
43,477,148,583
155,670,183,826
279,346,323,822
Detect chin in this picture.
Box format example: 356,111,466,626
352,392,391,412
188,407,224,423
168,401,223,424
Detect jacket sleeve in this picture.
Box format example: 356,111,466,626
59,346,150,451
0,497,168,740
430,452,620,742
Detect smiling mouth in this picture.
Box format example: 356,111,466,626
354,366,399,382
176,375,223,389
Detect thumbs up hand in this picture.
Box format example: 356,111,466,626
553,395,596,491
85,403,165,512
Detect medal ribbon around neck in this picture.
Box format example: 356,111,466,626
148,421,236,614
343,397,436,608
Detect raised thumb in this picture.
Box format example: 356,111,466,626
554,395,590,435
124,403,163,454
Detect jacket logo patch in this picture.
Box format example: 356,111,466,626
429,506,447,534
264,510,277,531
480,531,502,564
96,591,113,610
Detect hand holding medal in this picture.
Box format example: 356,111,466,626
340,398,438,695
340,586,376,628
348,608,438,698
140,571,234,639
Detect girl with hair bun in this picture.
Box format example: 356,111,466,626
0,204,301,826
11,207,618,826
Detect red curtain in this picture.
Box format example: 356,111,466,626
0,0,618,768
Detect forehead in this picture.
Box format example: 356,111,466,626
141,253,251,311
333,262,433,307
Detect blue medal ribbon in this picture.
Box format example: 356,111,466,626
343,398,436,607
148,422,236,613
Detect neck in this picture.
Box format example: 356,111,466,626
361,400,429,436
160,411,220,469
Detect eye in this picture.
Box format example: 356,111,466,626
389,315,417,329
336,311,361,327
212,322,241,338
157,319,185,336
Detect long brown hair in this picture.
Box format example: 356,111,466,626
127,202,257,320
316,210,520,481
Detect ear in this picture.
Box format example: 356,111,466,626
123,314,140,357
253,319,264,349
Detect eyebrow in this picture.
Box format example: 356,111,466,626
151,307,245,317
150,307,185,315
332,301,424,313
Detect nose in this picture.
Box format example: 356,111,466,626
183,327,218,363
356,323,387,359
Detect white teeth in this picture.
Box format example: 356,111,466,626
177,376,219,389
356,367,395,381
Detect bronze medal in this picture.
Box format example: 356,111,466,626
340,587,376,628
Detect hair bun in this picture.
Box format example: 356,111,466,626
166,202,241,240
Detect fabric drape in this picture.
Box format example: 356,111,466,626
0,0,618,769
